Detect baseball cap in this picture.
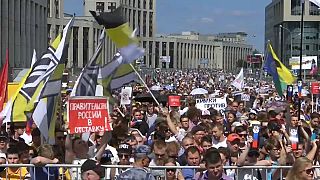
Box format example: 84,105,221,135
100,149,113,164
117,143,132,154
81,159,105,178
227,133,241,142
249,109,257,115
135,145,153,159
201,110,211,116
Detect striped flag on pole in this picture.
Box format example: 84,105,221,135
90,6,144,95
71,29,106,96
32,17,74,142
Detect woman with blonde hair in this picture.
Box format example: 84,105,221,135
286,157,314,180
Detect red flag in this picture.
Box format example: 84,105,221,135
0,49,9,111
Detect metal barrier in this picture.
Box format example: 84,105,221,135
0,164,318,180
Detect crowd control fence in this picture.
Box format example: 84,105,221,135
0,164,316,180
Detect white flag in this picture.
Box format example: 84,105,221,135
231,68,244,90
310,0,320,7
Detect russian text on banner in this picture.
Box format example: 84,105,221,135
67,97,112,134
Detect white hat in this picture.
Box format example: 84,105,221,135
202,110,211,116
231,121,243,128
249,109,257,115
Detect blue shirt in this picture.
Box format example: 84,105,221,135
30,167,59,180
182,167,196,180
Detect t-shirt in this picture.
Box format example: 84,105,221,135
30,166,59,180
0,167,30,180
212,138,227,149
117,167,155,180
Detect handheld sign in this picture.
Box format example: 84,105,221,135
120,87,132,105
68,97,112,134
168,96,181,107
251,121,261,149
286,85,293,103
290,128,299,150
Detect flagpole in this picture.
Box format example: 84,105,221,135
298,0,305,122
259,40,270,83
129,63,160,106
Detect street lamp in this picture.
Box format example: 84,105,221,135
279,25,293,61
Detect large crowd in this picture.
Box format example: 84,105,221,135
0,69,318,180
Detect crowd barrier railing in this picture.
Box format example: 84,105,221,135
0,164,317,180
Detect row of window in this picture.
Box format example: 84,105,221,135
291,0,320,15
96,2,117,13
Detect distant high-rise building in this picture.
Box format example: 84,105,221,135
265,0,320,66
0,0,48,69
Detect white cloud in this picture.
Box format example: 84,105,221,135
200,17,214,23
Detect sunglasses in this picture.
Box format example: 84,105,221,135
238,134,247,138
303,168,314,175
119,154,130,159
168,155,178,159
155,153,165,158
166,168,176,173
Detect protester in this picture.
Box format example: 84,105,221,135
286,157,314,180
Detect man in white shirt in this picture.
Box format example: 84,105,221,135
212,123,227,148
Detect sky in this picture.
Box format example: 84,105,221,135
64,0,270,52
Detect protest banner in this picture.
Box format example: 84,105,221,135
120,87,132,105
68,97,111,134
195,98,227,110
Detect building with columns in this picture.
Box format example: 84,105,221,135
140,32,252,70
0,0,47,69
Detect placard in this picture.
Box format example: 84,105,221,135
121,87,132,105
195,98,227,110
311,82,320,94
168,96,181,107
241,94,250,102
68,97,112,134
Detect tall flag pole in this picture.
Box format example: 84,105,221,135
298,0,305,121
0,49,9,111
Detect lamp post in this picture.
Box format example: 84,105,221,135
279,25,293,61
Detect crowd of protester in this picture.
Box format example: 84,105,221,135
0,68,318,180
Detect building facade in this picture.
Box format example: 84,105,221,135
0,0,48,68
265,0,320,66
47,0,252,72
141,32,252,70
48,0,105,71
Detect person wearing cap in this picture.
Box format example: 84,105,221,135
226,133,241,155
201,110,212,124
81,159,105,180
248,109,257,121
117,143,132,166
117,145,155,180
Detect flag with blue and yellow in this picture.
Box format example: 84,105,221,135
264,43,295,96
